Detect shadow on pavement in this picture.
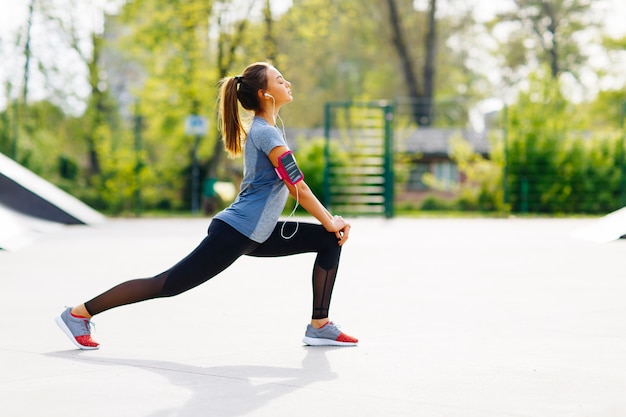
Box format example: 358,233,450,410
45,347,340,416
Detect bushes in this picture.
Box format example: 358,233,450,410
500,72,625,214
447,71,626,215
283,136,351,214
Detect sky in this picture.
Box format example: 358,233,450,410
3,0,625,36
0,0,294,112
0,0,624,113
0,0,294,36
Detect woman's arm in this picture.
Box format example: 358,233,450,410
269,146,351,245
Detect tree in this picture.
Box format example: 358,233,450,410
43,0,120,176
262,0,277,64
22,0,36,104
3,0,36,161
375,0,484,127
2,0,119,183
384,0,423,125
423,0,437,112
382,0,439,126
115,0,214,210
491,0,596,82
585,34,626,129
278,0,411,126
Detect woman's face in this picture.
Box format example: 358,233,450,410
264,66,293,106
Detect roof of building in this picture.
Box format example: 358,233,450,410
286,127,492,157
397,128,491,156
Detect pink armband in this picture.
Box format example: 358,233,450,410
275,150,304,185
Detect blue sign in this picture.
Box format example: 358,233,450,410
185,115,208,136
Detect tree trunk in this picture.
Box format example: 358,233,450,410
86,31,103,175
422,0,437,125
22,0,35,103
263,0,277,64
384,0,425,126
540,1,560,77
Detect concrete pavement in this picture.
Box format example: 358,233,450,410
1,216,626,417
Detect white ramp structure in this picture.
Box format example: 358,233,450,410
571,206,626,243
0,152,105,250
0,204,63,250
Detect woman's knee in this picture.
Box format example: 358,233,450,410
317,235,342,269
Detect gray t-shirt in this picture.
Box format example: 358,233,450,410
214,117,289,243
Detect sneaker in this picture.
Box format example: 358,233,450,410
55,307,99,350
302,321,358,346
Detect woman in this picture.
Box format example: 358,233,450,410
55,62,358,349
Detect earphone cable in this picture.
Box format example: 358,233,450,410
276,113,299,239
280,184,299,239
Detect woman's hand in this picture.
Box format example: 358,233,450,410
325,215,351,246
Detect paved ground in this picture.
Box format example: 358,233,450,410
1,216,626,417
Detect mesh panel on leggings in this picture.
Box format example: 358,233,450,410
84,272,169,316
311,264,337,319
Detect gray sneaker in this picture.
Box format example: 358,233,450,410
302,321,358,346
55,307,100,350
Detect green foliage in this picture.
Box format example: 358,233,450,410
4,0,624,217
0,101,77,180
500,71,625,214
114,0,216,212
585,89,626,130
417,133,504,212
0,110,10,155
284,137,327,213
491,0,596,81
450,134,503,211
294,137,326,200
282,136,351,214
419,195,456,211
277,0,478,127
440,69,626,215
277,0,373,126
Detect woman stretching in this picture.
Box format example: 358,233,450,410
55,62,358,349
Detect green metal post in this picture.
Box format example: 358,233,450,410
383,103,394,218
133,100,143,217
11,100,18,160
521,178,529,214
621,101,626,206
323,102,331,208
191,134,201,215
502,105,508,211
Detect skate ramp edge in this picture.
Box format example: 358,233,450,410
570,206,626,243
0,152,105,250
0,152,105,226
0,204,64,250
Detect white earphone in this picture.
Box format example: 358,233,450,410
262,91,296,238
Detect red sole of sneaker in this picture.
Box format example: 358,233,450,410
55,316,100,350
302,336,358,346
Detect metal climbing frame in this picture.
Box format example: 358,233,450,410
323,101,394,218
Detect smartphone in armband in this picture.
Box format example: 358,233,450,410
275,150,304,185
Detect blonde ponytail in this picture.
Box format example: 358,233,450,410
218,77,245,157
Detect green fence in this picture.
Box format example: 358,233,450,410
501,101,626,214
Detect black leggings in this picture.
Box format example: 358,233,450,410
84,219,342,320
